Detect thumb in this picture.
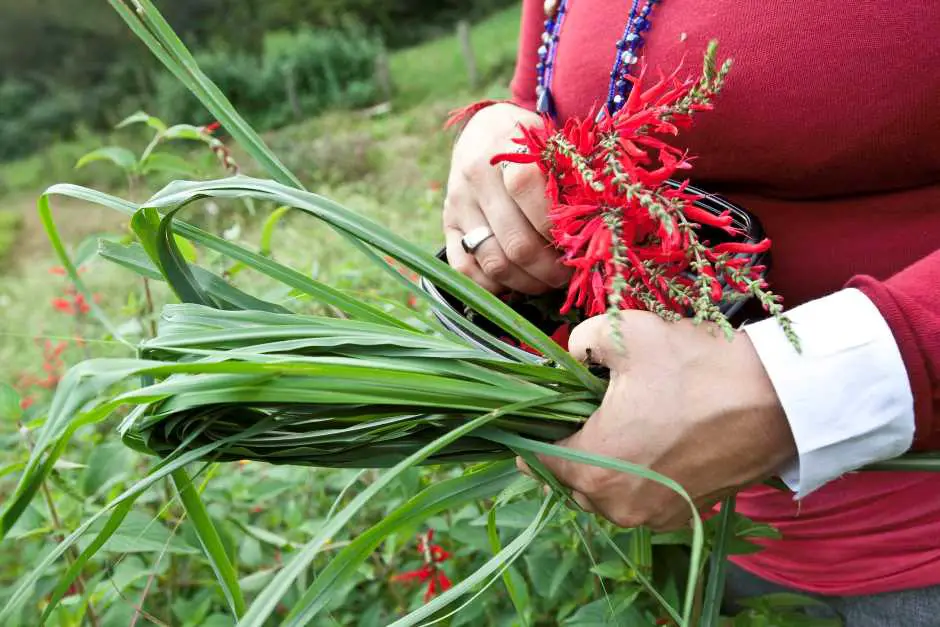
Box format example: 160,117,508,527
534,430,593,494
568,315,619,367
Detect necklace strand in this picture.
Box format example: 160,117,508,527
536,0,663,120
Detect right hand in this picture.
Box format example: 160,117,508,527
444,103,570,294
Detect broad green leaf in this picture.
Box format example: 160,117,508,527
117,110,168,132
141,152,200,177
473,500,543,529
162,124,211,142
81,441,134,497
85,510,197,555
590,560,631,580
75,146,138,173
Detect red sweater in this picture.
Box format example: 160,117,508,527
505,0,940,595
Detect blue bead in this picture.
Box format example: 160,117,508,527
536,88,555,115
537,63,544,71
626,33,638,42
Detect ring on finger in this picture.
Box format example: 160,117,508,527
461,226,495,254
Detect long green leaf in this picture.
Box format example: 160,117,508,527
172,468,246,617
41,184,405,327
700,495,736,627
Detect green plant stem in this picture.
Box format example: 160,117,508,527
39,480,100,627
143,278,158,337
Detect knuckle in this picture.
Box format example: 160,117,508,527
479,253,511,279
503,232,540,265
577,468,607,495
504,167,537,198
461,162,488,185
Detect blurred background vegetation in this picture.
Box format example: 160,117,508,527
0,0,514,162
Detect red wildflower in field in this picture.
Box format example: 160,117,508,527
392,529,453,603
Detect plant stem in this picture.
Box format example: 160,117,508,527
143,278,158,337
39,480,100,627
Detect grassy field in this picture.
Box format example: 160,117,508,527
0,6,521,391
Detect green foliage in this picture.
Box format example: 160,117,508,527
154,26,382,130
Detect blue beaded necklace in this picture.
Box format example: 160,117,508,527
536,0,662,121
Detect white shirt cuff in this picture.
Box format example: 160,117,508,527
743,288,915,498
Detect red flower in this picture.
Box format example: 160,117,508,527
20,396,35,410
51,298,75,314
391,530,453,603
490,50,777,325
203,121,221,134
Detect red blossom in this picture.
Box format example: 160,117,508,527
490,51,776,325
51,298,75,314
203,121,221,134
20,396,35,410
391,529,453,603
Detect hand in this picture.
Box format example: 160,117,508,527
520,312,797,531
444,103,570,294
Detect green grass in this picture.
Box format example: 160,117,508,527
389,5,521,107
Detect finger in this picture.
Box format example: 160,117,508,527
500,161,554,239
568,315,617,365
470,235,550,294
445,225,502,293
477,170,569,289
571,490,597,514
516,456,531,476
534,431,596,495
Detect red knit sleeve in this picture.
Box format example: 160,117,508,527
847,249,940,450
508,0,544,111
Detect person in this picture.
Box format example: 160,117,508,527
442,1,940,624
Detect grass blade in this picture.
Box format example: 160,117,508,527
700,495,736,627
172,467,246,617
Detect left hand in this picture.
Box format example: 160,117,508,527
519,312,797,532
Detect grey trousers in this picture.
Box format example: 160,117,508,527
724,563,940,626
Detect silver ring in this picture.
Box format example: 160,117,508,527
461,226,495,254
